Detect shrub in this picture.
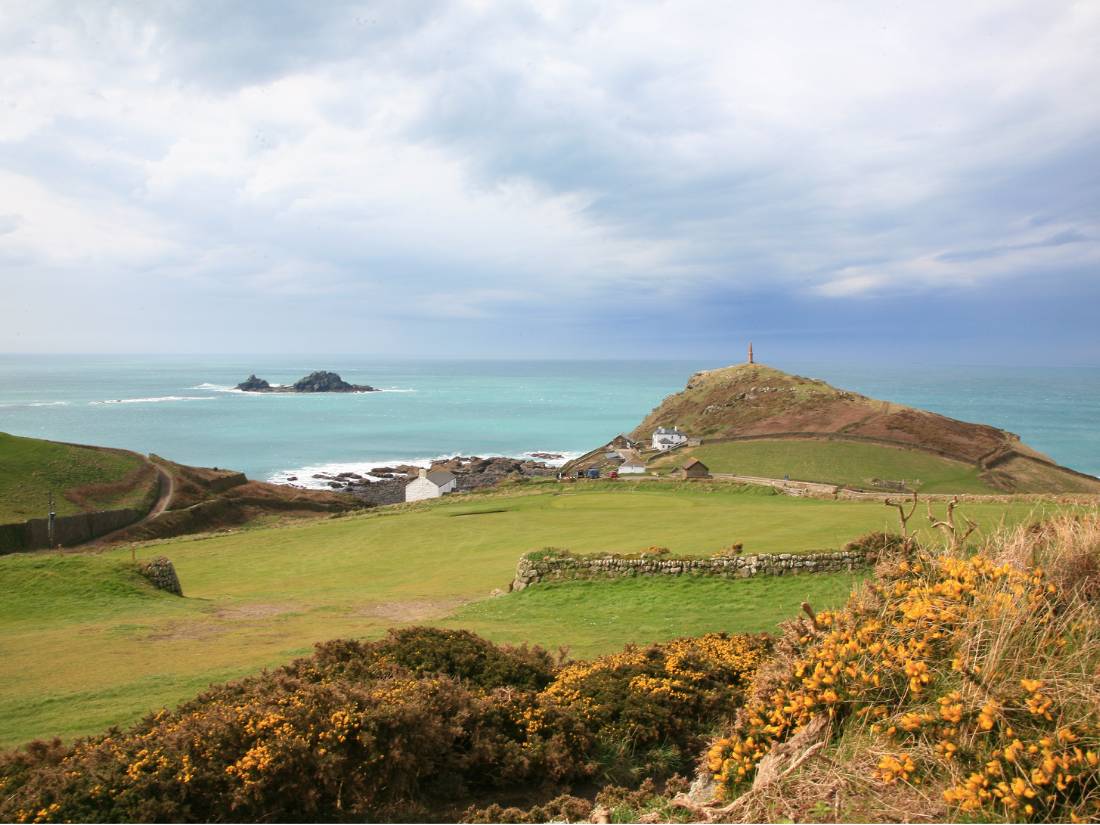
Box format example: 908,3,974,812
707,516,1100,823
308,627,556,691
530,633,770,784
0,628,768,822
461,794,593,823
842,531,907,556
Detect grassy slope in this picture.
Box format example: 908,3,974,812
650,439,999,493
626,363,1100,494
440,572,865,656
0,432,153,522
0,482,1073,747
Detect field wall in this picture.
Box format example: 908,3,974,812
511,547,876,591
0,508,142,554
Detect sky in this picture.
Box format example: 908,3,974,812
1,1,1098,362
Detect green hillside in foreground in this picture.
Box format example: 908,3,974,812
651,438,1001,493
0,481,1075,747
0,432,157,523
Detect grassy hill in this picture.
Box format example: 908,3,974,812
0,480,1074,747
627,363,1100,494
650,438,1000,493
0,432,158,523
2,513,1097,823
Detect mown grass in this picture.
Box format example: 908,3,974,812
651,439,999,493
0,432,153,522
0,482,1073,747
440,572,865,659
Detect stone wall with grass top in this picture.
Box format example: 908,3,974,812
510,546,878,591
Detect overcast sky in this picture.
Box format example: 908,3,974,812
1,1,1097,361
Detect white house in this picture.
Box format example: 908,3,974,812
405,468,457,502
619,459,647,474
651,426,688,451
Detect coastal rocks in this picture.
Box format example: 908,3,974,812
236,374,270,391
309,455,559,502
235,370,377,393
418,456,557,491
138,556,183,596
292,371,375,393
343,478,406,506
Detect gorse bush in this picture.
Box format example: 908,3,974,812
531,633,770,784
707,514,1100,823
0,628,766,822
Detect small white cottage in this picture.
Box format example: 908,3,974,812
405,468,457,502
619,459,646,474
651,426,688,451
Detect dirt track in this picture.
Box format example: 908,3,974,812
82,461,175,547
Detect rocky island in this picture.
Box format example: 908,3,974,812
236,370,378,393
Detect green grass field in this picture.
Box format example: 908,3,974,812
0,481,1072,747
651,439,998,493
0,432,155,522
440,572,865,657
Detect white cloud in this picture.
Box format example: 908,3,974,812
0,0,1098,352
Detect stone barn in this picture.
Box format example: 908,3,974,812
679,458,710,479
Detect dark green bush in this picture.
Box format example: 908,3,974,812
0,628,767,823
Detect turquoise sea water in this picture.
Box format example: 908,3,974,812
0,355,1097,484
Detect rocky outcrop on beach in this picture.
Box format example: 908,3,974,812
307,455,558,503
235,370,377,393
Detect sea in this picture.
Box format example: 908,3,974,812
0,355,1097,487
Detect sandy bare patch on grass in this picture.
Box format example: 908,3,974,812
357,598,470,623
144,621,227,642
213,603,297,620
143,603,296,641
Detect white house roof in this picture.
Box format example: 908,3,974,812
621,459,646,469
426,470,456,485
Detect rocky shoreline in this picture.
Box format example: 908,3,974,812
236,370,377,393
299,455,560,506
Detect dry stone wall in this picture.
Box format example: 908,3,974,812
0,508,143,554
138,556,183,596
511,548,876,591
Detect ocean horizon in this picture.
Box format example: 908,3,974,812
1,354,1097,486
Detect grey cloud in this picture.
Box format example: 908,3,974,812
0,214,21,235
1,1,1099,356
936,229,1092,264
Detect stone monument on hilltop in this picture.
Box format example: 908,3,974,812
748,341,754,364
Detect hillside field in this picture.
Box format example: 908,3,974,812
650,438,999,493
0,432,157,523
0,480,1075,747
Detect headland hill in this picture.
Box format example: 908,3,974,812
1,355,1098,823
236,369,378,393
565,348,1100,495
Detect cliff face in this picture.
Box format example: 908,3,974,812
629,363,1100,493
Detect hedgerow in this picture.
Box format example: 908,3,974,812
0,627,767,822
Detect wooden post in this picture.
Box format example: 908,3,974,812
47,491,55,548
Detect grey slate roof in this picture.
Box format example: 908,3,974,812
426,470,456,486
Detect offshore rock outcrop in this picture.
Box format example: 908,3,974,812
236,370,377,393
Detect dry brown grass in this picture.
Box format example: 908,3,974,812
702,513,1100,823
